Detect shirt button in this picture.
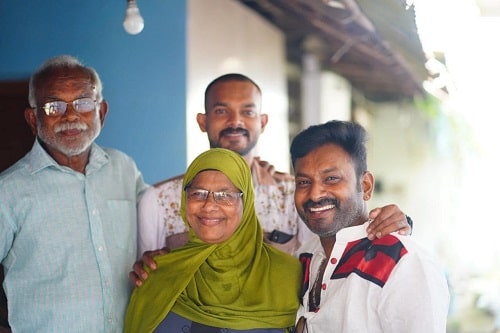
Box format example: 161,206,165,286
330,257,338,264
92,209,98,215
322,283,327,290
98,246,103,252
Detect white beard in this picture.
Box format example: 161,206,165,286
37,111,101,157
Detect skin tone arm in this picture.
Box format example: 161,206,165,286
129,247,169,287
253,158,411,240
129,206,411,287
367,204,411,240
255,157,411,240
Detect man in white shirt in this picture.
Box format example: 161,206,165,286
290,120,449,332
137,74,411,259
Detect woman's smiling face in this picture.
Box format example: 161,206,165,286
185,170,244,244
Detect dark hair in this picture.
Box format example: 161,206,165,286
204,73,261,111
290,120,368,178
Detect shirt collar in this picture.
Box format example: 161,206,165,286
305,221,371,258
27,138,109,175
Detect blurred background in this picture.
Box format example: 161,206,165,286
410,1,500,332
0,0,499,331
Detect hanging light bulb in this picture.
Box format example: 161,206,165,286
123,0,144,35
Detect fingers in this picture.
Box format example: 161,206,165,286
129,247,170,287
142,252,158,270
142,247,169,270
367,219,407,240
366,204,409,240
398,225,411,236
129,269,145,287
129,260,148,287
258,160,275,175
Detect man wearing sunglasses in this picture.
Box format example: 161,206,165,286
0,55,148,332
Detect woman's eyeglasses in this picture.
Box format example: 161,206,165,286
185,188,243,206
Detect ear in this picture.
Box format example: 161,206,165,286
98,100,109,127
361,171,375,201
196,113,207,133
260,113,269,133
24,108,38,136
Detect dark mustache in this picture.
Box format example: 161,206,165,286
220,127,249,137
303,197,338,210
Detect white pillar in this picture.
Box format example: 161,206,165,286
301,52,322,128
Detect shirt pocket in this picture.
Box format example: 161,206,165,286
106,199,137,253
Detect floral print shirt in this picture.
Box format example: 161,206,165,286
137,158,314,255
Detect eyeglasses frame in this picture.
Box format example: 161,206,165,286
37,98,98,117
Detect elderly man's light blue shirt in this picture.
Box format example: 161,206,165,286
0,139,149,332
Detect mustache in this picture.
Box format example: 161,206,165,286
54,122,88,133
219,127,249,137
303,197,339,210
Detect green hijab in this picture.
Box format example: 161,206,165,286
124,148,301,332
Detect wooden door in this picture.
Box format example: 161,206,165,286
0,80,32,331
0,81,33,172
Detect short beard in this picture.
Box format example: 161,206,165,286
37,113,101,156
299,195,365,238
209,127,257,157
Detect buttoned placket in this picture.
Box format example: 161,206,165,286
309,250,341,312
83,173,117,331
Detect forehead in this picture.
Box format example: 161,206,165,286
295,144,355,176
190,170,238,189
207,81,261,104
36,67,96,100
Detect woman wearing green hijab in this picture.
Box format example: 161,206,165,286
124,148,301,333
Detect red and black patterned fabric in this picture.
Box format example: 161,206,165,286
298,252,313,304
298,235,408,302
331,236,408,287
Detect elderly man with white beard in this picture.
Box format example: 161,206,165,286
291,120,449,333
0,55,148,332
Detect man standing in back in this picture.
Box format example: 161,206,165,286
137,74,410,259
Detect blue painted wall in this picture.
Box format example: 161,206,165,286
0,0,187,184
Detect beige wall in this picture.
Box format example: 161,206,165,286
362,103,457,253
187,0,289,171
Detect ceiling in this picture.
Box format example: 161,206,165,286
238,0,429,102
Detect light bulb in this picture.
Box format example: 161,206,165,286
123,0,144,35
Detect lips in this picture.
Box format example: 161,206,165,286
309,204,336,213
198,216,224,226
303,198,338,218
220,128,248,138
55,122,88,136
224,132,244,137
58,128,83,136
